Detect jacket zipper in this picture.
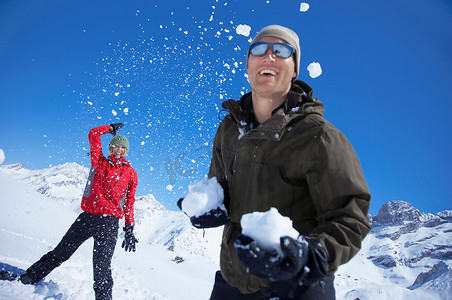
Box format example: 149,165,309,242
115,172,123,184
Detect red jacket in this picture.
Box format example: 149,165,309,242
81,125,138,225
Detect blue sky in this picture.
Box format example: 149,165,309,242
0,0,451,215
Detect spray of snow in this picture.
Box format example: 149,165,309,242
307,62,322,78
181,177,225,217
240,207,299,254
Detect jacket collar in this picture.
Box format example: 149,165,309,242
221,80,324,141
107,155,130,166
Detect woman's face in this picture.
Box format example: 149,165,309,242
110,145,127,158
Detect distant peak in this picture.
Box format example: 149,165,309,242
0,163,27,170
373,200,422,226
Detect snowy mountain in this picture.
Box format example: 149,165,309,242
336,201,452,300
0,162,451,299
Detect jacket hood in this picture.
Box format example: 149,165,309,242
221,80,325,141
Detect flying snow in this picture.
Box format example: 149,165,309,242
307,62,322,78
240,207,299,254
300,3,310,12
236,24,251,37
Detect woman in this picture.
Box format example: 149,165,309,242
1,123,138,300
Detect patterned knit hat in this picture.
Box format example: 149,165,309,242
110,135,129,153
247,25,301,80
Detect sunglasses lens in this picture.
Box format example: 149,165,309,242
250,43,270,56
272,44,294,58
250,42,294,58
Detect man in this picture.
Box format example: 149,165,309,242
0,123,138,300
180,25,371,299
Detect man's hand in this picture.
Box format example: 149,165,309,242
110,123,124,136
177,198,227,228
122,224,138,252
234,234,310,282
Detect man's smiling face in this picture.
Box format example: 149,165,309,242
246,36,297,98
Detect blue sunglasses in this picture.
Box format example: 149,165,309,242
249,42,294,59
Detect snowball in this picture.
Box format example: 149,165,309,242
307,62,322,78
112,110,117,116
166,185,173,191
182,177,225,217
0,148,5,164
241,207,299,254
236,24,251,37
300,3,310,12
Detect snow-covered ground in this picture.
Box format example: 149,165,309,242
0,167,222,299
0,163,450,299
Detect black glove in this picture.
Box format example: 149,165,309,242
235,234,327,286
110,123,124,136
122,225,138,252
177,197,228,229
235,234,308,282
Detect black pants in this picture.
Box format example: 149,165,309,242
209,271,336,300
24,212,119,300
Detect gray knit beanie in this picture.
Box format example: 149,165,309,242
246,25,301,80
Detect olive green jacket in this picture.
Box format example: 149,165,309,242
208,80,371,294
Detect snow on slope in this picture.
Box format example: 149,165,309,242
0,163,88,212
1,163,451,299
0,165,222,299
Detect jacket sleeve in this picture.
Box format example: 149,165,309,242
123,168,138,226
306,127,371,275
88,125,111,167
